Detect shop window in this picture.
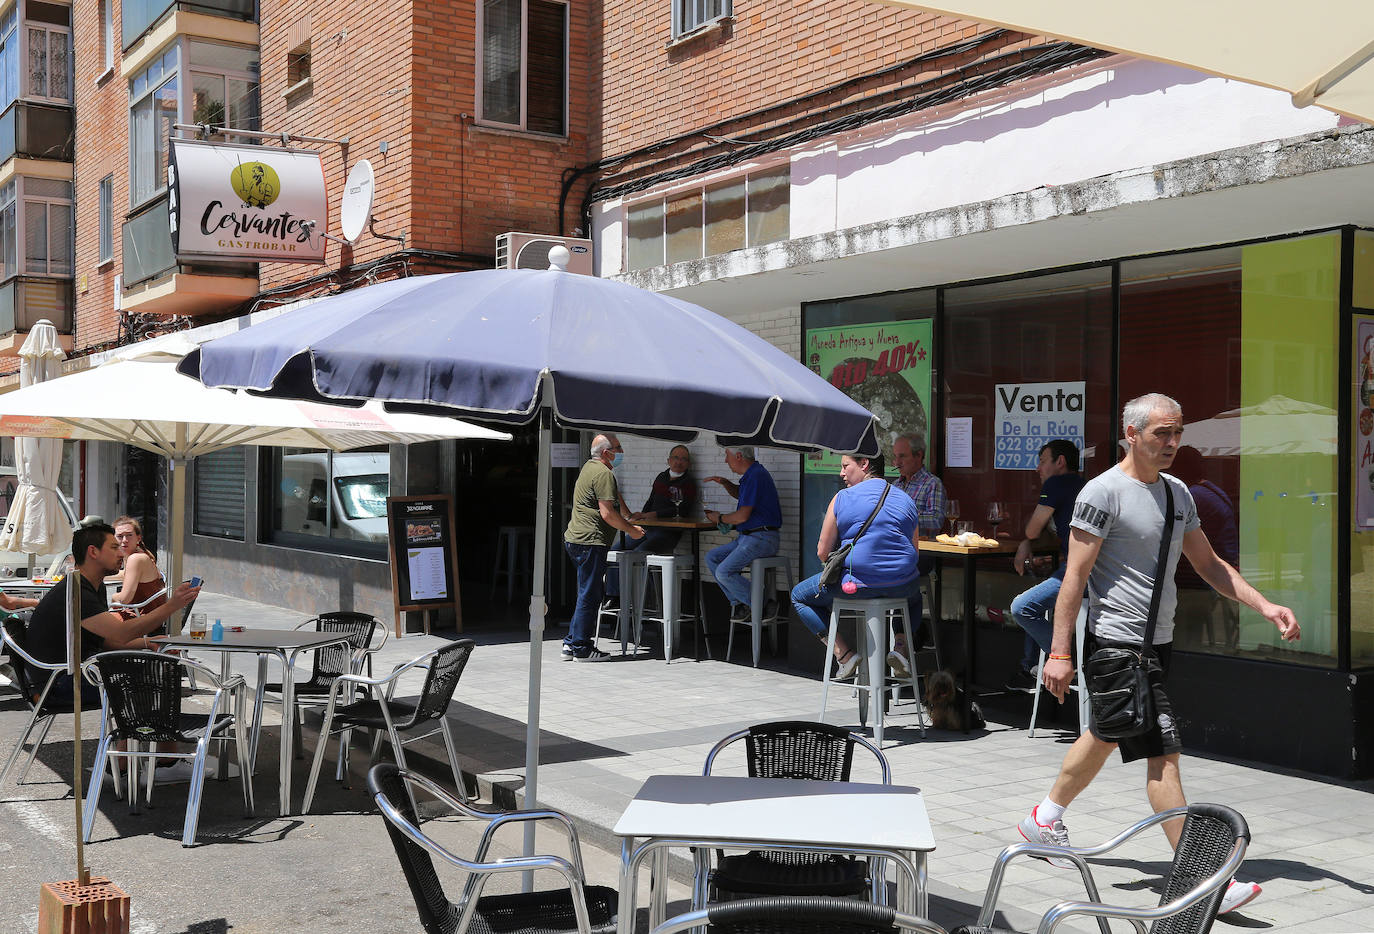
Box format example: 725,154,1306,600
193,446,246,540
261,447,389,559
1121,236,1339,668
477,0,567,136
627,164,790,271
673,0,730,38
1352,229,1374,669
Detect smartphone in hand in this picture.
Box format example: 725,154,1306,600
188,576,203,588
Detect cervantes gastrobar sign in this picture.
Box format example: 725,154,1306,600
168,139,327,264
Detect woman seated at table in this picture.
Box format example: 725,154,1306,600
112,516,166,618
792,453,920,677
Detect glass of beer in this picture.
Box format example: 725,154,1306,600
188,613,208,640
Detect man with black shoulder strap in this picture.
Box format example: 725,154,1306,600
1018,393,1301,916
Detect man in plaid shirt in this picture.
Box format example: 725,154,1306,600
891,434,946,536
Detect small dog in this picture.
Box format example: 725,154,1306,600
924,669,985,731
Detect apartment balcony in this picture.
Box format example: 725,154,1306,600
0,101,74,166
122,193,258,316
124,0,256,51
0,276,74,354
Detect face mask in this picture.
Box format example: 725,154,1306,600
667,468,685,478
610,451,625,469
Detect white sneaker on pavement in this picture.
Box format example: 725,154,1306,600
154,761,196,785
835,653,860,680
1219,879,1262,914
886,650,910,677
1017,806,1075,869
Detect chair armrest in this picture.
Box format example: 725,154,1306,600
701,728,749,775
109,587,169,614
473,808,586,875
3,635,66,672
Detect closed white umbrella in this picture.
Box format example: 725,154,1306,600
877,1,1374,125
0,319,72,563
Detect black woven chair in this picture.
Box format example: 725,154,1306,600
303,638,475,812
0,614,74,790
369,763,618,934
952,804,1250,934
81,650,254,846
701,720,892,901
650,896,946,934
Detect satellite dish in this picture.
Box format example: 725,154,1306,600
340,160,375,243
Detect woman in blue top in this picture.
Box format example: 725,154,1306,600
791,453,921,678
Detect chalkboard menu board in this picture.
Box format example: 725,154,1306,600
386,494,461,633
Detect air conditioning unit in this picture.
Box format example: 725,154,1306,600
495,232,594,275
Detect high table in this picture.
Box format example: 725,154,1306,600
627,517,716,661
150,628,351,816
613,774,935,934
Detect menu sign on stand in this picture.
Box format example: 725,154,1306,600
386,495,461,636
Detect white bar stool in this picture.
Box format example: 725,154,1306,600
1029,601,1091,737
599,550,647,654
725,555,793,667
489,525,533,602
635,553,707,662
820,596,927,746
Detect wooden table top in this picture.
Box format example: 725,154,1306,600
632,516,716,530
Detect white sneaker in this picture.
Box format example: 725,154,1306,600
1219,879,1261,914
1017,806,1075,869
835,653,860,680
154,761,196,785
886,650,910,677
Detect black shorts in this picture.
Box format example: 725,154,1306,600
1084,632,1182,764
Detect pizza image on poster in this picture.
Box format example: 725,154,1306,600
804,319,933,475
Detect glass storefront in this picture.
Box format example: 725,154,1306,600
802,228,1367,674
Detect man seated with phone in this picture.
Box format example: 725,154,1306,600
24,523,201,706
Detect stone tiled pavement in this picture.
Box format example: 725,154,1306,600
189,593,1374,933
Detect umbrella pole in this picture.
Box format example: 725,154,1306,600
167,448,187,633
522,403,553,889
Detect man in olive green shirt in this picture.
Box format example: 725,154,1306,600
563,433,644,661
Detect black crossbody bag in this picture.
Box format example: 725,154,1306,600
1082,481,1174,741
817,484,889,592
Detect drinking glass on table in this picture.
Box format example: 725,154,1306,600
945,499,960,536
188,613,208,640
669,485,684,518
987,501,1008,536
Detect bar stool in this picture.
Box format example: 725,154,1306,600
820,597,927,746
598,550,647,654
1029,601,1091,738
725,556,793,667
489,525,533,602
635,554,708,662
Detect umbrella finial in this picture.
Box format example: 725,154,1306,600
547,245,570,271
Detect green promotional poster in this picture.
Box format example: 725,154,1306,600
803,319,934,475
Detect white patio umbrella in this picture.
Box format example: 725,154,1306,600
0,319,72,564
877,1,1374,124
1184,395,1338,457
0,336,511,609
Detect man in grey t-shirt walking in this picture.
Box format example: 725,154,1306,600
1018,393,1301,916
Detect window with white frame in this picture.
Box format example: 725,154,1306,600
187,40,260,134
98,175,112,263
0,7,17,109
625,163,790,271
0,177,71,278
477,0,567,136
24,1,71,103
100,0,113,73
672,0,730,38
128,44,179,207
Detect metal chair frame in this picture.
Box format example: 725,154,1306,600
0,615,74,789
650,895,948,934
370,764,616,934
81,650,254,847
968,804,1249,934
302,639,474,812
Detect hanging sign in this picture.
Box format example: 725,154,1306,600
168,139,327,264
994,381,1085,469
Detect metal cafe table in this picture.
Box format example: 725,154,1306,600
614,773,936,934
149,627,352,816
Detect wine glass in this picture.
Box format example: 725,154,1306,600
669,485,684,518
945,499,960,536
987,500,1008,536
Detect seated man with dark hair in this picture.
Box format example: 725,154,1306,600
25,523,200,706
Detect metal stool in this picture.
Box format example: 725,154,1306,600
1029,601,1091,738
489,525,533,602
725,555,793,667
636,553,709,662
820,596,927,746
598,550,647,653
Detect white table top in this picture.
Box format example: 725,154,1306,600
151,628,350,653
613,774,936,852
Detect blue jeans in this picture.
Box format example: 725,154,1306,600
791,571,921,648
1010,566,1065,669
564,542,608,652
706,530,780,608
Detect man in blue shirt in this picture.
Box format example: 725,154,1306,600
1006,439,1086,691
704,447,782,621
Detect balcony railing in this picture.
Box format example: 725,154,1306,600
0,102,74,165
123,0,256,51
122,193,176,288
0,277,74,335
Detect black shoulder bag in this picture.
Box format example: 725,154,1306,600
817,483,890,592
1082,480,1174,741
